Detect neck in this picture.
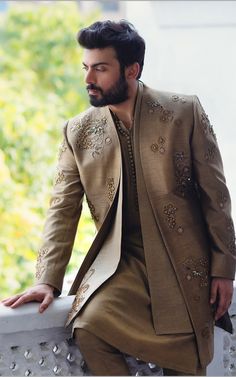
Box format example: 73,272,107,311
109,80,139,129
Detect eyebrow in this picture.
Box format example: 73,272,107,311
82,62,110,68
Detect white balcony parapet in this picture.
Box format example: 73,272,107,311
0,296,85,376
0,291,236,376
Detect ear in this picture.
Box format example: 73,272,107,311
125,62,140,80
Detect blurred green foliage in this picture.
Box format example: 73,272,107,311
0,2,98,297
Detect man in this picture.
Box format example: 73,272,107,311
2,20,236,376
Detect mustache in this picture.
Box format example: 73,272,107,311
86,84,102,92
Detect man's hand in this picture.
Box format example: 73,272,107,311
1,284,55,313
210,277,234,321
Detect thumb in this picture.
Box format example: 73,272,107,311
39,293,53,313
210,280,218,304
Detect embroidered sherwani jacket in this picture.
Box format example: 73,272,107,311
35,82,236,367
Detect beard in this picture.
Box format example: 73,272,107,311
86,73,129,107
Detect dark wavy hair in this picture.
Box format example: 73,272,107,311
77,20,145,79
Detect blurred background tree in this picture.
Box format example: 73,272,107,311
0,2,98,296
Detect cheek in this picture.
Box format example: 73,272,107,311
99,72,120,89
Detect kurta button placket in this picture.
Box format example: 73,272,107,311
112,112,139,211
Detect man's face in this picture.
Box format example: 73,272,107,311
82,47,129,107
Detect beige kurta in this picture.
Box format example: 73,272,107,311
73,113,200,374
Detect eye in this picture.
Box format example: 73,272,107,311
82,66,88,71
95,66,106,72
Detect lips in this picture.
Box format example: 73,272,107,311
88,89,100,95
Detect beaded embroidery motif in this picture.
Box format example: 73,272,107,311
146,99,174,123
58,139,67,160
71,115,108,159
174,151,192,197
226,218,236,255
204,143,216,162
50,197,61,207
171,95,186,104
182,256,209,287
67,268,95,321
54,168,66,186
150,137,166,154
35,247,49,280
163,203,177,229
200,112,216,140
107,178,115,202
87,198,99,222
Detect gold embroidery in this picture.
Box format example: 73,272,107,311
182,257,209,287
150,137,166,154
151,143,158,152
69,284,90,313
58,139,67,160
163,203,184,234
146,98,174,123
71,115,108,159
174,151,193,198
50,197,61,207
163,203,177,230
226,218,236,255
107,178,115,202
67,268,96,321
171,95,186,104
204,143,216,161
200,112,216,140
35,247,49,280
54,168,66,186
87,198,99,222
70,117,83,133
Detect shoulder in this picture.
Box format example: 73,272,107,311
143,84,194,108
64,106,108,145
68,106,100,130
141,84,197,124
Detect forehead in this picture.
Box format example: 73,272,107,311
83,47,118,66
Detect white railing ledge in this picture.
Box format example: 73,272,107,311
0,295,75,334
1,290,236,375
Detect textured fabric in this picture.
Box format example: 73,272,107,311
35,82,236,367
74,329,206,376
75,328,131,376
73,118,200,374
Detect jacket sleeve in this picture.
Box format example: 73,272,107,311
35,121,84,293
191,96,236,279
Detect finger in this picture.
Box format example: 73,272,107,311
39,293,53,313
215,293,228,320
10,293,40,308
210,280,218,304
1,294,23,306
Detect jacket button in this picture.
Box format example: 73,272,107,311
201,327,210,339
193,295,200,302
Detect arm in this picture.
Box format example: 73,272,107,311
191,96,236,319
34,121,84,292
2,121,84,311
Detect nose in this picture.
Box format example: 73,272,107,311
85,68,96,85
